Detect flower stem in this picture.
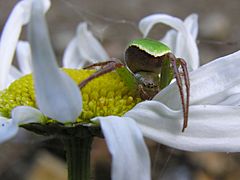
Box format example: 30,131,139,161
63,136,93,180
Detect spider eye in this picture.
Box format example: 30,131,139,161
145,82,157,88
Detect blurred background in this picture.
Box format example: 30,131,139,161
1,0,240,179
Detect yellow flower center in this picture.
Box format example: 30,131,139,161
0,68,141,123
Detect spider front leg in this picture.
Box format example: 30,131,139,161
167,53,190,132
83,58,120,70
79,59,124,88
177,58,190,129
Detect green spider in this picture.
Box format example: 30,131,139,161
79,38,190,132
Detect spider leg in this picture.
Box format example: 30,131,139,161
167,53,190,132
83,58,121,69
177,58,190,132
79,60,124,88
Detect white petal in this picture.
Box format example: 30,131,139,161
0,0,50,90
8,65,23,82
161,29,177,53
0,0,30,90
63,37,97,68
125,101,240,152
62,38,82,68
63,22,109,68
0,106,45,144
139,14,199,71
184,14,198,40
161,14,198,53
28,0,82,122
11,106,45,124
218,93,240,106
16,41,32,74
76,23,109,62
93,116,150,180
0,117,18,143
154,50,240,109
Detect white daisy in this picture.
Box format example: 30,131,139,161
1,1,240,180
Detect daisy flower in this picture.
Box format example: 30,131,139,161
1,1,240,180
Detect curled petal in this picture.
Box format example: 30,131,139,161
139,14,199,71
160,14,199,71
16,41,32,74
161,13,198,54
93,116,151,180
63,22,109,68
0,0,50,90
28,0,82,122
0,117,18,143
0,106,44,144
161,29,177,53
154,50,240,109
184,14,198,40
11,106,45,124
125,101,240,152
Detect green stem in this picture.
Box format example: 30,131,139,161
63,136,93,180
